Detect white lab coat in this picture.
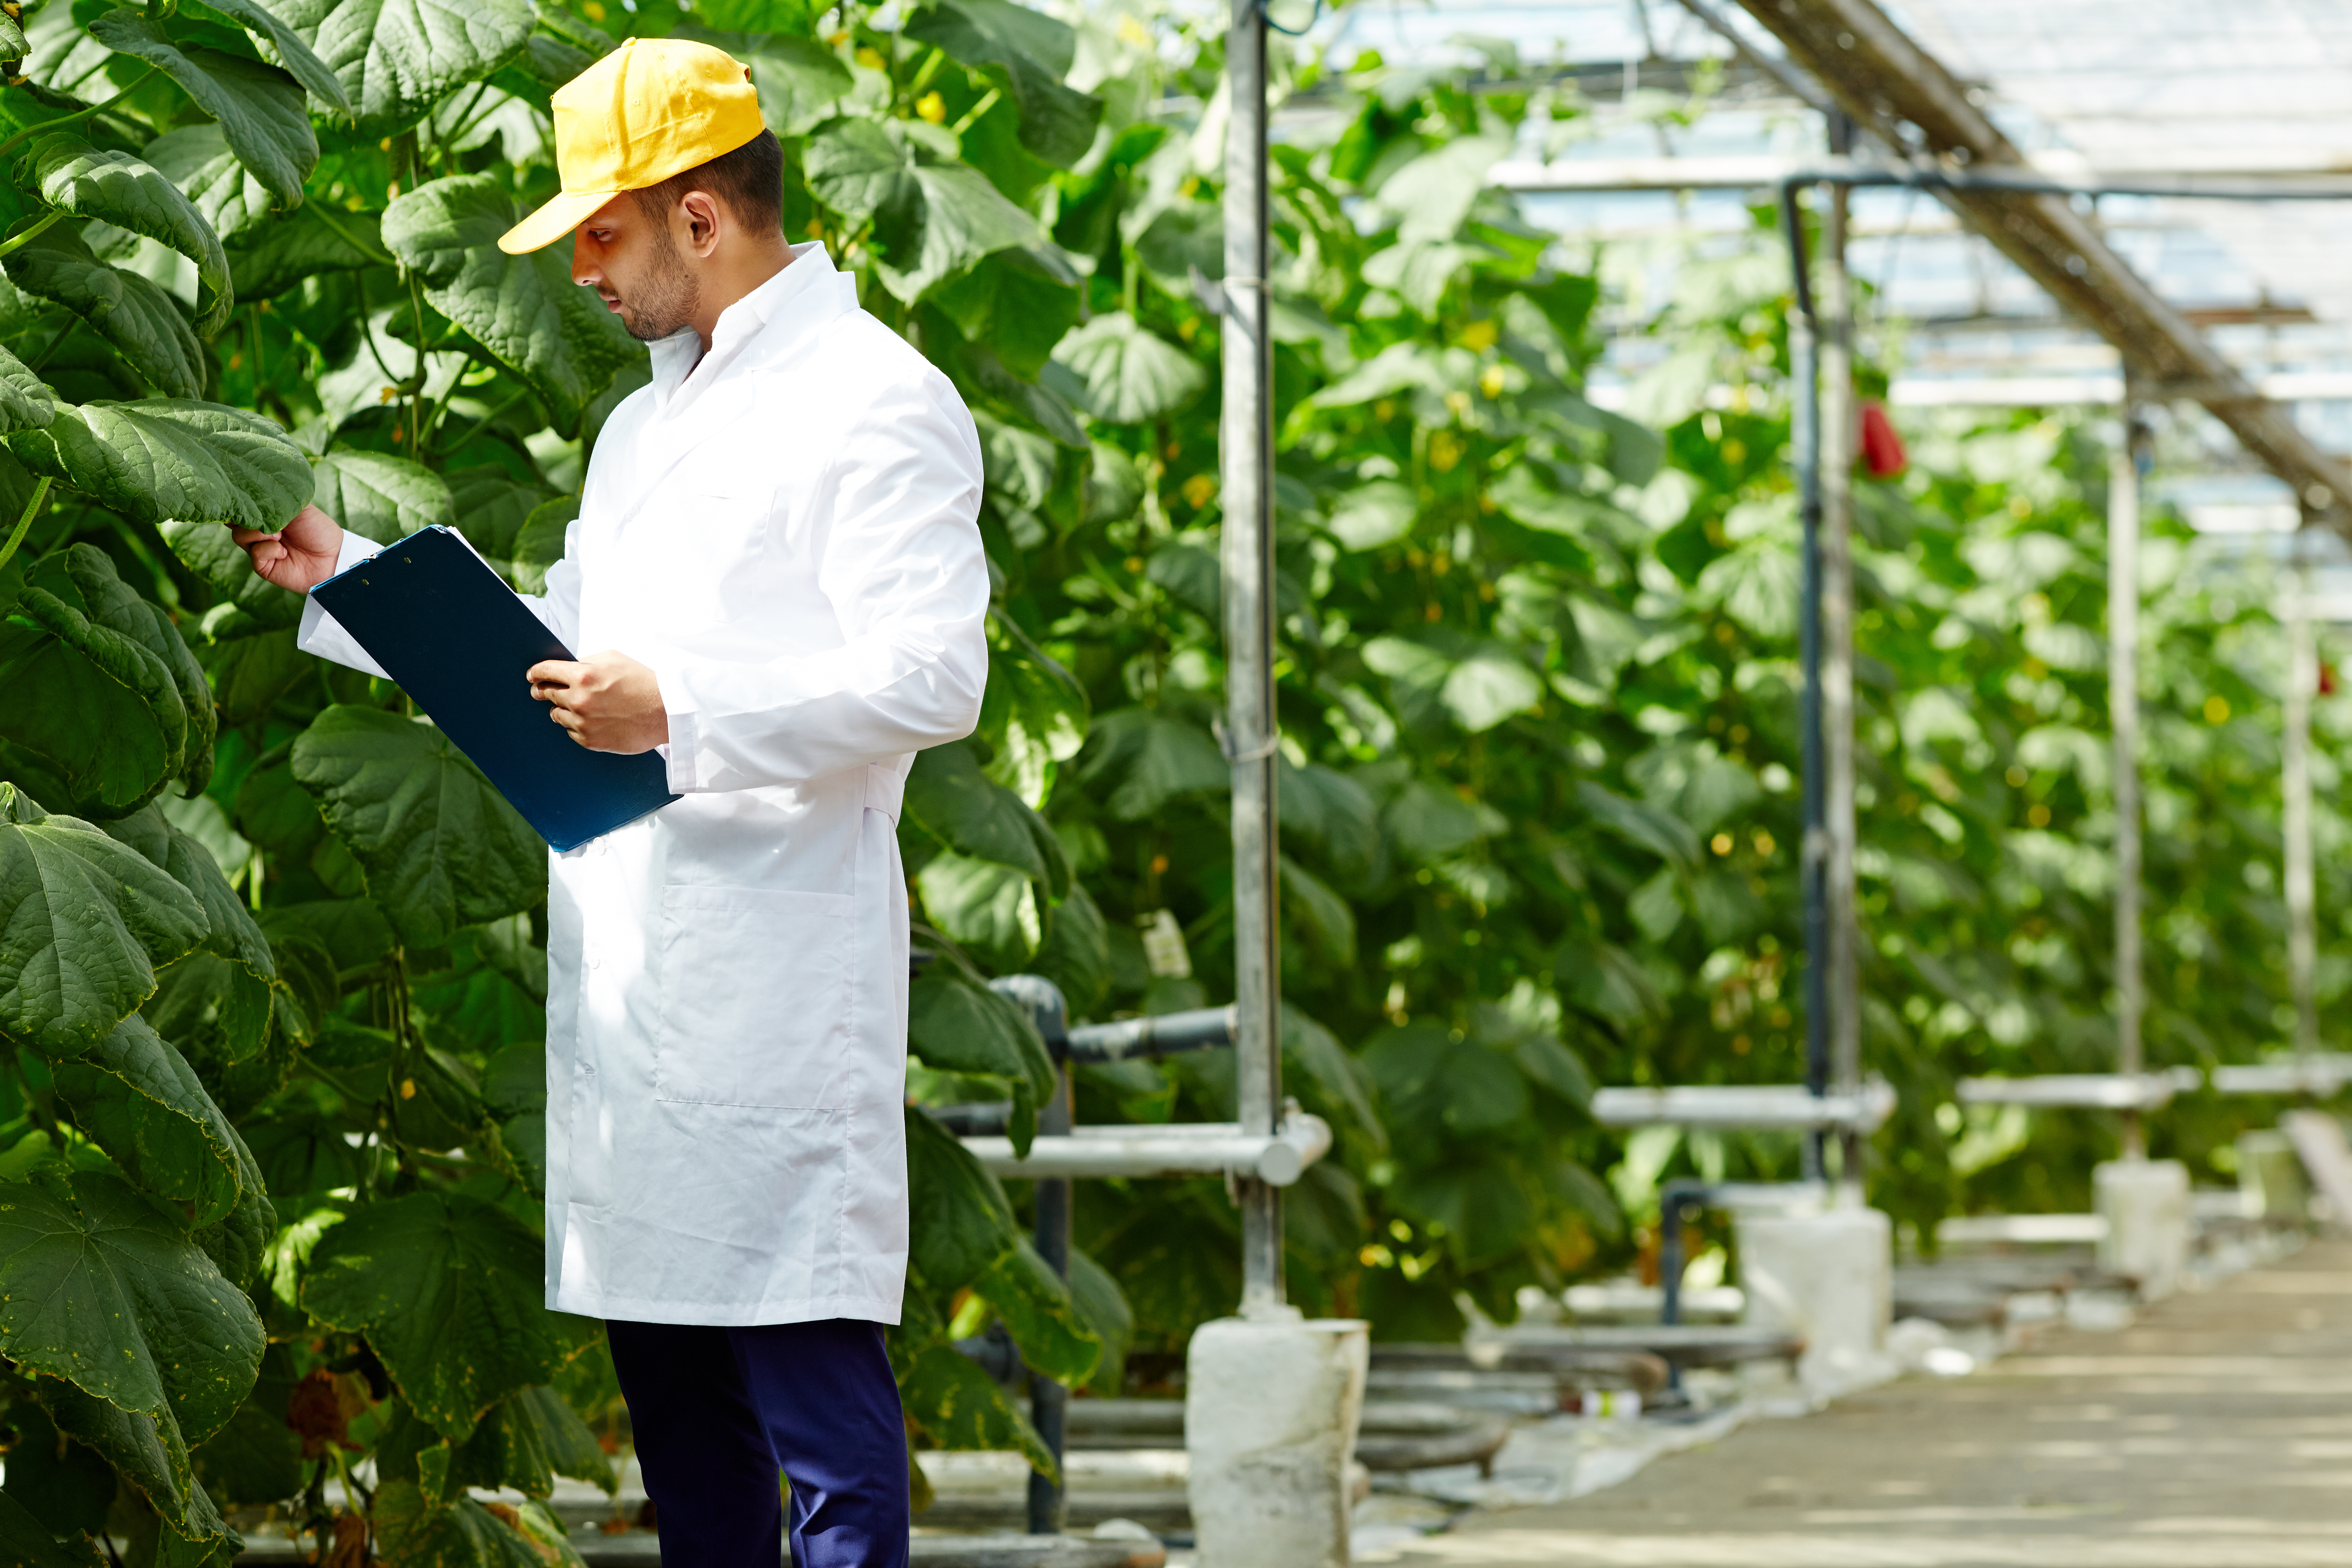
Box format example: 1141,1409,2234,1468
298,244,989,1325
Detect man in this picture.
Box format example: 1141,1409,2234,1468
233,38,988,1568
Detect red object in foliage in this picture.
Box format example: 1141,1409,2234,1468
2322,662,2337,697
1860,401,1907,477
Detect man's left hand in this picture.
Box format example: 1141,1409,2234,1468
528,651,670,753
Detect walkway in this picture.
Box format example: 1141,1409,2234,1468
1391,1239,2352,1567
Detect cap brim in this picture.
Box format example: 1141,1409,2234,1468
497,189,618,255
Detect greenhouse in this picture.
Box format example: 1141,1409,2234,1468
0,0,2346,1563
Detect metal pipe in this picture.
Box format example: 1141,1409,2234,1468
1820,112,1862,1198
2111,410,2147,1159
1500,156,2352,199
1590,1082,1897,1132
1222,0,1285,1317
2285,543,2321,1072
962,1113,1334,1184
1027,1056,1071,1535
1064,1006,1238,1062
1780,180,1830,1184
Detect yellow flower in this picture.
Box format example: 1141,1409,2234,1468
1457,319,1497,353
1118,14,1153,47
2204,695,2231,724
1478,364,1508,399
1443,390,1471,421
855,46,886,71
915,90,947,123
1181,473,1217,509
1428,431,1464,472
581,0,604,17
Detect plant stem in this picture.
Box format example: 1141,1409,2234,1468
0,209,62,261
0,475,49,575
949,86,1000,136
310,200,395,265
0,65,159,162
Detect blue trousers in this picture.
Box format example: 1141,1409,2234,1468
607,1317,910,1568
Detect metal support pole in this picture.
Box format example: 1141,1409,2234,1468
1221,0,1285,1317
1027,1059,1072,1535
1780,180,1828,1184
1820,114,1862,1198
2110,411,2146,1159
2284,542,2321,1070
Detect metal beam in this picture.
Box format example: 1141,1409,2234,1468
1730,0,2352,534
1221,0,1284,1318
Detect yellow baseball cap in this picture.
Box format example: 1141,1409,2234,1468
497,37,765,255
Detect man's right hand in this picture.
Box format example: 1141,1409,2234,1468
232,505,345,593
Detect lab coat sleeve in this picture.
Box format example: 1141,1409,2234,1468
653,373,988,793
296,524,583,677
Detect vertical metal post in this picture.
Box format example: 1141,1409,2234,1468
1221,0,1285,1316
1820,117,1862,1198
1027,1060,1072,1535
989,976,1075,1536
2284,541,2321,1069
1780,178,1827,1185
2109,411,2146,1158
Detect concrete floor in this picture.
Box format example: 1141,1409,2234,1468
1390,1239,2352,1568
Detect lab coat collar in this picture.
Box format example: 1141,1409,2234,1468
646,241,849,411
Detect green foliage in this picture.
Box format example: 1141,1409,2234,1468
0,2,2321,1558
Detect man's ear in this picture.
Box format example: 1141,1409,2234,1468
680,189,725,258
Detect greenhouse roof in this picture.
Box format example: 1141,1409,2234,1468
1314,0,2352,559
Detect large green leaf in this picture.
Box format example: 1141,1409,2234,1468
24,136,234,335
85,14,318,207
441,1385,617,1499
310,448,453,544
187,1341,303,1507
381,175,643,431
1074,708,1228,821
289,705,546,949
223,202,385,299
803,120,1045,303
302,1190,597,1439
904,1101,1020,1289
100,800,274,986
0,1170,265,1443
905,0,1103,169
1049,312,1207,425
3,226,205,399
39,1374,238,1555
0,339,57,434
189,0,355,118
0,577,185,815
0,784,209,1054
163,518,304,635
976,1239,1098,1385
34,544,214,799
896,1342,1054,1475
277,0,534,136
374,1479,585,1568
0,1461,107,1567
143,125,280,245
6,399,313,530
904,739,1068,895
444,465,555,559
51,1013,257,1226
675,27,851,136
906,966,1054,1113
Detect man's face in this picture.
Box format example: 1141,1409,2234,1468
572,195,701,343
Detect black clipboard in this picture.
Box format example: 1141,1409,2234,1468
310,526,681,852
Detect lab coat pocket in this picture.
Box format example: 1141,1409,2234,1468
654,885,857,1109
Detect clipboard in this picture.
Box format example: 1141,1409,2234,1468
310,525,681,852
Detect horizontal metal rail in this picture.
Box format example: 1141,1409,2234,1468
962,1110,1331,1185
1063,1006,1237,1062
1956,1071,2193,1111
1494,152,2352,201
1588,1081,1896,1133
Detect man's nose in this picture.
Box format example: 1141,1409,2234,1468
571,236,599,288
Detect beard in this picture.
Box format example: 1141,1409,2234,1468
614,224,700,342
